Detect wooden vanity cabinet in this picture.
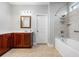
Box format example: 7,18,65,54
0,33,12,56
0,32,32,56
13,33,24,48
0,35,4,56
24,33,32,47
3,33,12,49
13,33,32,48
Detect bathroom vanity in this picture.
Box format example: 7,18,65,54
0,33,12,56
0,32,33,56
13,32,32,48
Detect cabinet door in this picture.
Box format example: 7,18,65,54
13,33,24,48
0,34,11,56
0,35,3,49
3,34,11,49
23,33,32,47
0,39,2,48
10,33,14,48
0,35,3,55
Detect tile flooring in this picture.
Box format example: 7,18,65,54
2,45,61,57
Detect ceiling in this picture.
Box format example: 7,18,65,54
9,2,49,5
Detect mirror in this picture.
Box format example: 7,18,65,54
20,16,31,28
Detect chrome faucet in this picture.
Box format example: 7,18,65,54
61,30,64,41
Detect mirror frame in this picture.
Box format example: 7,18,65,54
20,16,31,28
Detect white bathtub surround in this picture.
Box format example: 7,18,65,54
48,2,69,47
66,39,79,51
55,38,79,57
55,3,79,57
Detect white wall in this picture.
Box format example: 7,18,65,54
48,2,68,47
0,2,11,32
10,5,48,44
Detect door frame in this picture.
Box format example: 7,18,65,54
35,14,48,45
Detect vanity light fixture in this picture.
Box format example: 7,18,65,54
24,10,31,16
21,10,32,16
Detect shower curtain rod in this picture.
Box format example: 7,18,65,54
55,4,67,16
55,3,70,16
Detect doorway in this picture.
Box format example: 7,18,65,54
36,15,48,44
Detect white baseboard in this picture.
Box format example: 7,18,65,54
47,43,54,47
33,42,54,48
33,42,37,46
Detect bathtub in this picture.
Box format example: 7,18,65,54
55,38,79,57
